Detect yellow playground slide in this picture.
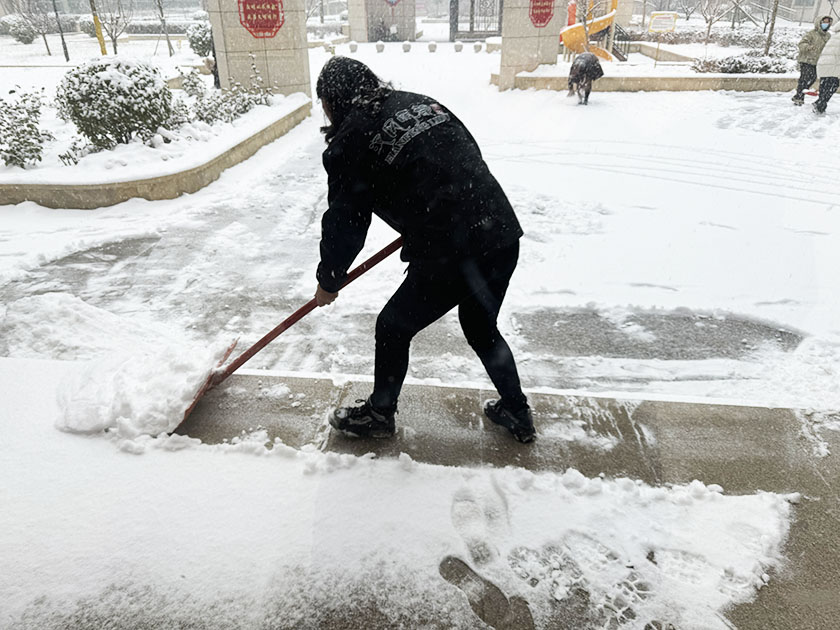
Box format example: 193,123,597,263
560,0,619,61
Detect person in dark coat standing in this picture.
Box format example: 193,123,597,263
568,52,604,105
793,16,833,105
313,57,535,444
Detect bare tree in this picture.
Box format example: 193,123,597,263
763,0,779,54
13,0,55,55
577,0,591,52
98,0,133,53
698,0,730,44
678,0,698,20
154,0,174,56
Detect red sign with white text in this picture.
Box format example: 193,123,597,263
530,0,554,27
239,0,284,38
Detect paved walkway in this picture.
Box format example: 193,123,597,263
179,373,840,630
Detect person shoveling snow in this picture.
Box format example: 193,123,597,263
313,57,535,444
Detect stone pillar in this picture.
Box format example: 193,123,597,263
347,0,369,41
498,0,565,90
208,0,311,97
614,0,633,28
348,0,416,42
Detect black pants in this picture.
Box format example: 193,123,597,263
370,242,526,413
815,76,840,112
795,63,818,97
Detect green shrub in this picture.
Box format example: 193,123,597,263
186,21,212,57
56,57,174,149
0,89,54,168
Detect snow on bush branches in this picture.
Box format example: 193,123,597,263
187,21,213,58
692,54,795,74
0,89,53,168
55,57,174,150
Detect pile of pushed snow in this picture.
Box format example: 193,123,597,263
56,341,230,437
3,292,236,437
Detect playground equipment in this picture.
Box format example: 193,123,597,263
560,0,621,61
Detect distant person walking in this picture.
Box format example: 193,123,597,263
792,16,833,106
815,22,840,114
567,52,604,105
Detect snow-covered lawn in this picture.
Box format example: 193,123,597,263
1,42,838,628
0,31,203,77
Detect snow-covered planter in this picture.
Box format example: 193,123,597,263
55,58,174,150
376,40,384,52
7,15,36,44
187,21,213,58
402,41,411,52
692,54,795,74
454,41,463,52
428,41,436,52
349,40,358,52
473,42,483,52
0,90,53,168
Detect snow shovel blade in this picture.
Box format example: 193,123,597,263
181,337,239,425
177,236,403,431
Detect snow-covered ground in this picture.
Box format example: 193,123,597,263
1,41,838,628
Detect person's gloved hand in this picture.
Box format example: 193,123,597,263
315,284,339,307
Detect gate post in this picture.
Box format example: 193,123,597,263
209,0,311,96
498,0,564,90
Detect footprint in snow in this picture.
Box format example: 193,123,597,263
450,477,511,566
508,532,674,630
439,555,535,630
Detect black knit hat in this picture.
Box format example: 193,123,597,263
316,56,392,140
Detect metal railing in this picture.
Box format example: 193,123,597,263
612,23,632,61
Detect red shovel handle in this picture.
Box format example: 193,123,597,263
210,236,403,387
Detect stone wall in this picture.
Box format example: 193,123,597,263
493,72,798,92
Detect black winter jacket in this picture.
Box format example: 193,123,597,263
316,90,523,293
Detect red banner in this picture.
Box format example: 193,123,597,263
239,0,284,38
530,0,554,28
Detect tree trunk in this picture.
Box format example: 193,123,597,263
763,0,779,55
705,20,712,44
41,32,52,55
88,0,107,55
156,0,175,56
642,0,647,28
111,34,118,53
319,0,324,23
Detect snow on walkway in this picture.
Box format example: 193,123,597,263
0,358,793,629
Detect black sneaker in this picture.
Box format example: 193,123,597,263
484,399,536,444
813,103,826,114
329,399,396,438
792,94,804,106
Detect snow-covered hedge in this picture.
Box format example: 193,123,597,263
125,20,191,34
78,14,96,37
627,26,806,48
5,14,36,44
692,54,795,74
0,90,53,168
187,21,212,57
55,58,174,149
